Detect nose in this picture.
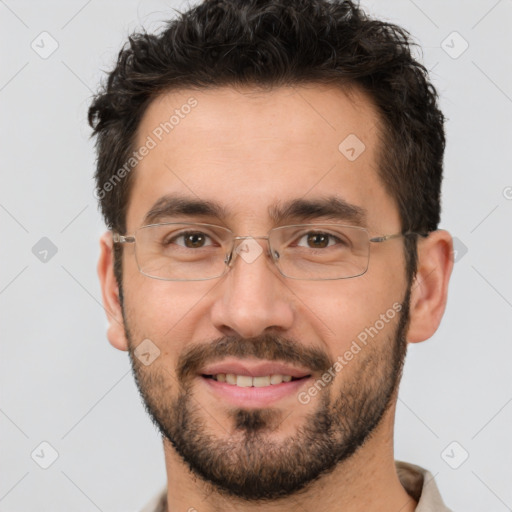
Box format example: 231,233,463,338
209,237,295,339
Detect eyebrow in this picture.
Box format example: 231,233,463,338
143,194,367,228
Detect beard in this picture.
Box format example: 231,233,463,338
123,285,411,502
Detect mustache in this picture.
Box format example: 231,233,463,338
176,332,332,382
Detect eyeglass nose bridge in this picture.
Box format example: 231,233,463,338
224,235,279,268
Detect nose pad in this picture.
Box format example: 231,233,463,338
223,237,276,272
224,240,244,268
224,250,233,267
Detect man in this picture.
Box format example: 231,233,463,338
89,0,454,510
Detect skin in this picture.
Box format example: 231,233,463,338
98,84,453,511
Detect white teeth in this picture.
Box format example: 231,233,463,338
212,374,298,387
270,374,284,385
236,375,253,387
253,376,271,387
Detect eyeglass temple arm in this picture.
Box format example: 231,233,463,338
112,233,135,244
369,231,430,243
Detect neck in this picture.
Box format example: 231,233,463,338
161,403,416,512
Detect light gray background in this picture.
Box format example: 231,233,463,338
1,1,511,511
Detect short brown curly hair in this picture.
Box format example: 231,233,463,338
89,0,445,287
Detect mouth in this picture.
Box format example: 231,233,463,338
202,373,309,387
198,359,313,407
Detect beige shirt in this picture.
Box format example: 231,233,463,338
141,460,453,512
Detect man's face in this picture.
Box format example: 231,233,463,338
119,85,411,500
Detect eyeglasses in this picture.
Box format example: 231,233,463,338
113,222,428,281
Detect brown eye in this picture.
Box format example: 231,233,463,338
183,232,207,248
306,233,330,248
165,231,214,248
295,231,343,249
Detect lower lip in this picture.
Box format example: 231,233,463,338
200,376,311,407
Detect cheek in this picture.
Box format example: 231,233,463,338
292,272,406,356
121,270,216,351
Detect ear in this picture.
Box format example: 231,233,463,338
97,231,129,351
406,229,454,344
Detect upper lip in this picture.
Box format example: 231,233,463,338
200,359,312,378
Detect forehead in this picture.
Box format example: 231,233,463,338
126,84,399,232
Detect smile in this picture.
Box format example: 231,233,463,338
203,373,308,387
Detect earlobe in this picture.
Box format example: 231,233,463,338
406,230,454,344
97,231,129,352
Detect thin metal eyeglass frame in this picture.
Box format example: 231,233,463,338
112,222,429,281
